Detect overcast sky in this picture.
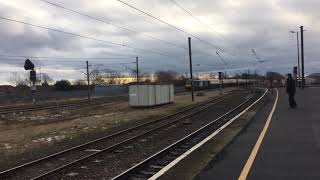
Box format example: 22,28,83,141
0,0,319,85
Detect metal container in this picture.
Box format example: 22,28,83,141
129,84,174,107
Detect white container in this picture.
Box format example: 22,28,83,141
129,84,174,107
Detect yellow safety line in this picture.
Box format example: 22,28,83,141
238,88,279,180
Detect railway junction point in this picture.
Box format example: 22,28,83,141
193,87,320,180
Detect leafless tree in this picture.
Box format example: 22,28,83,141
41,73,54,85
90,69,104,85
140,72,152,82
8,72,31,86
73,79,87,86
154,70,180,83
99,69,124,84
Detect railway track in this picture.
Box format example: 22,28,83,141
0,89,260,180
0,90,240,179
0,88,229,115
113,89,267,180
0,95,128,115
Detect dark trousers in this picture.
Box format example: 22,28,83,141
289,94,297,108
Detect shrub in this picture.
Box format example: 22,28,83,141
54,80,72,91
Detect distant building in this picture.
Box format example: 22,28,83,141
305,77,316,85
102,76,155,85
306,73,320,85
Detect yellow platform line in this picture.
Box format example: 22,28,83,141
238,88,279,180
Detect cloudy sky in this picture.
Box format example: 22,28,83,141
0,0,319,85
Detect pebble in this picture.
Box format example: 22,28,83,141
66,172,79,176
4,143,12,149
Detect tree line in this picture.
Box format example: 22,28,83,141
8,70,288,91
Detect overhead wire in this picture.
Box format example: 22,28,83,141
169,0,241,56
191,47,231,68
115,0,234,56
169,0,226,41
1,1,252,76
171,0,254,60
0,16,176,58
40,0,187,50
0,54,137,60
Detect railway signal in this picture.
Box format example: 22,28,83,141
24,59,35,70
218,72,223,95
30,70,37,82
218,72,222,80
24,59,37,103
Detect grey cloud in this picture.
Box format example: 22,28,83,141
0,0,319,84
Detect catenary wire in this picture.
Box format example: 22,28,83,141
0,54,137,60
169,0,226,41
0,16,176,58
40,0,188,50
115,0,235,56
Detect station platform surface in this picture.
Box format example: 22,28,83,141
196,87,320,180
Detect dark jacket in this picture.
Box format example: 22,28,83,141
286,77,296,95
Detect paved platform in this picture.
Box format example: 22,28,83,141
196,88,320,180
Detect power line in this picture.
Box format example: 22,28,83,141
116,0,234,56
0,54,136,60
40,0,187,50
170,0,255,58
0,16,175,58
192,48,230,67
169,0,225,41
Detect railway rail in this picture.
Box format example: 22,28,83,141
0,95,128,115
113,89,267,180
0,87,196,115
0,88,225,115
0,89,264,180
0,89,246,180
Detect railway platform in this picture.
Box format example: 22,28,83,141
196,87,320,180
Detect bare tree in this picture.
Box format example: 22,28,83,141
140,72,152,82
90,69,104,85
73,79,87,86
266,71,285,87
8,72,31,86
41,73,54,85
154,70,179,83
99,69,124,84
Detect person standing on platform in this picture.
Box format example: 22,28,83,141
286,73,297,108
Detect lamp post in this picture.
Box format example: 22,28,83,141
290,31,300,82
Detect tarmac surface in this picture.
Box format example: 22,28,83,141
196,87,320,180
